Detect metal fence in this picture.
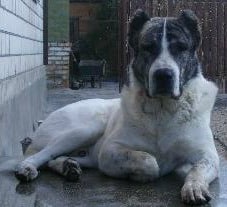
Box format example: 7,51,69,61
118,0,227,93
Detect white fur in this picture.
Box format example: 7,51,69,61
16,69,219,204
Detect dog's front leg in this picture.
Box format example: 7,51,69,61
181,155,219,205
99,144,160,182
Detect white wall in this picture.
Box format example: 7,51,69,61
0,0,46,156
0,0,44,79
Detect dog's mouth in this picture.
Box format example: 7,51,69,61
145,69,181,100
145,89,181,100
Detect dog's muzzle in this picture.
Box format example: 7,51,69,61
153,68,175,96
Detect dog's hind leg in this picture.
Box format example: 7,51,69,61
47,157,82,181
15,126,102,182
47,155,94,181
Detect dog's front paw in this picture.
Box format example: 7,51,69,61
181,181,212,205
15,162,39,182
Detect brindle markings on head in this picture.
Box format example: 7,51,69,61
148,18,180,98
166,13,201,90
132,18,163,92
129,10,201,99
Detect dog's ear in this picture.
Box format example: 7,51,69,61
178,10,201,50
128,9,150,53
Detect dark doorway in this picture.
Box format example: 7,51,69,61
69,0,119,89
69,17,80,88
70,17,79,44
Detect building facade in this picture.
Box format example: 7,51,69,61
47,0,101,88
47,0,71,88
70,0,102,36
0,0,46,156
47,0,117,88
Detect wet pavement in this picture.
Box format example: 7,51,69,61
0,82,227,207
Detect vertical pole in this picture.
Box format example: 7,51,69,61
43,0,48,65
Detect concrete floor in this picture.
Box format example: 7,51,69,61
0,82,227,207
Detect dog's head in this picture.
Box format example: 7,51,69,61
128,9,201,99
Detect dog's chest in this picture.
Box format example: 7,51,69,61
129,98,194,135
124,97,197,156
123,120,188,174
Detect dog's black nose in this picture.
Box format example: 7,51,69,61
154,69,174,81
153,69,174,95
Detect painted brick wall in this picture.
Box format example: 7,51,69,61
47,0,70,88
0,0,46,156
47,42,71,88
0,0,44,78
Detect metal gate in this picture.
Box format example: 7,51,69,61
118,0,227,93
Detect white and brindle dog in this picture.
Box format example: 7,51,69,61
15,10,219,205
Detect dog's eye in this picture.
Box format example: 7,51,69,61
141,43,157,53
170,42,188,53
